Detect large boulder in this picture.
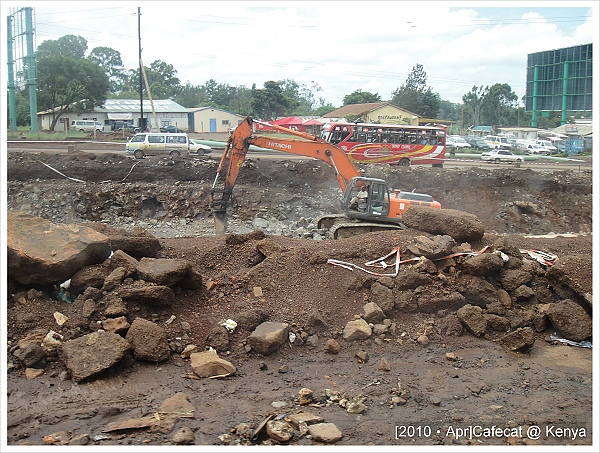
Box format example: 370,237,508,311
125,317,171,362
7,211,112,285
402,206,485,241
417,290,466,313
456,304,487,337
69,264,111,294
457,276,499,308
136,258,191,286
85,222,161,258
406,235,455,260
116,282,176,307
499,269,534,292
546,255,593,305
57,331,132,382
462,253,505,276
546,299,592,342
498,327,535,352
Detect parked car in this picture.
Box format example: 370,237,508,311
189,139,212,155
481,149,524,164
466,137,492,151
535,139,558,154
525,143,551,155
449,136,472,149
445,137,458,150
483,135,512,150
160,125,183,133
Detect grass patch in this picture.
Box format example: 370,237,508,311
7,127,93,141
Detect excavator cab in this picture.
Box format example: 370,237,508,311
342,177,391,220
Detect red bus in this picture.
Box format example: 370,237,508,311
320,122,447,167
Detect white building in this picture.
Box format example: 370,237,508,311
37,99,189,132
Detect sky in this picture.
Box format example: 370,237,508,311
2,1,597,107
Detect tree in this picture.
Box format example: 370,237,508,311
37,55,109,130
313,104,337,116
142,60,181,99
390,63,440,118
480,83,518,126
437,100,460,123
174,82,209,108
462,85,486,128
342,89,381,105
36,34,87,60
88,46,126,93
250,81,296,119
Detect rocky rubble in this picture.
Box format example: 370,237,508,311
7,211,592,392
6,151,593,445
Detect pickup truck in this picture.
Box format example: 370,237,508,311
481,149,524,163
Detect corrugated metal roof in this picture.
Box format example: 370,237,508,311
189,106,245,117
323,102,388,118
551,123,593,136
323,102,421,119
94,99,187,113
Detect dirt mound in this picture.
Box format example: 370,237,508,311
4,149,594,447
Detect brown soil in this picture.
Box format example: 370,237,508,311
3,149,595,449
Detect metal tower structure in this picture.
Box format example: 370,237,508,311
6,7,38,132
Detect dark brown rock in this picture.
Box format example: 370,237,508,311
402,206,485,241
137,258,191,287
546,299,592,342
125,317,171,362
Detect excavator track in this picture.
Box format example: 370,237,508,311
330,222,404,239
317,214,404,239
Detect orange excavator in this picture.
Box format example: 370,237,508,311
210,117,441,239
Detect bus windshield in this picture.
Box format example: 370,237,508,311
321,122,447,167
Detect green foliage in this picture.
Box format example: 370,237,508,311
313,104,337,116
174,82,209,108
462,83,518,128
390,63,440,118
250,81,299,119
88,46,126,92
342,89,381,106
14,90,32,126
437,100,460,122
36,34,88,59
37,55,109,130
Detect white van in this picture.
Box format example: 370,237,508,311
535,139,558,154
126,132,190,159
483,135,511,150
71,120,103,132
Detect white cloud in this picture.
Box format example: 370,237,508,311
5,0,596,106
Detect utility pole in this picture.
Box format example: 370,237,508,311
7,14,17,132
25,7,38,132
138,7,144,130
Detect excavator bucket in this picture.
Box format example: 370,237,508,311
213,209,228,235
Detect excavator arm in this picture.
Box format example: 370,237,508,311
210,117,361,233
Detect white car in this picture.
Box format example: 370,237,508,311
446,137,458,149
481,149,524,163
189,139,212,155
526,143,550,156
450,136,472,149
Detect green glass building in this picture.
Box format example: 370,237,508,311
525,43,592,125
